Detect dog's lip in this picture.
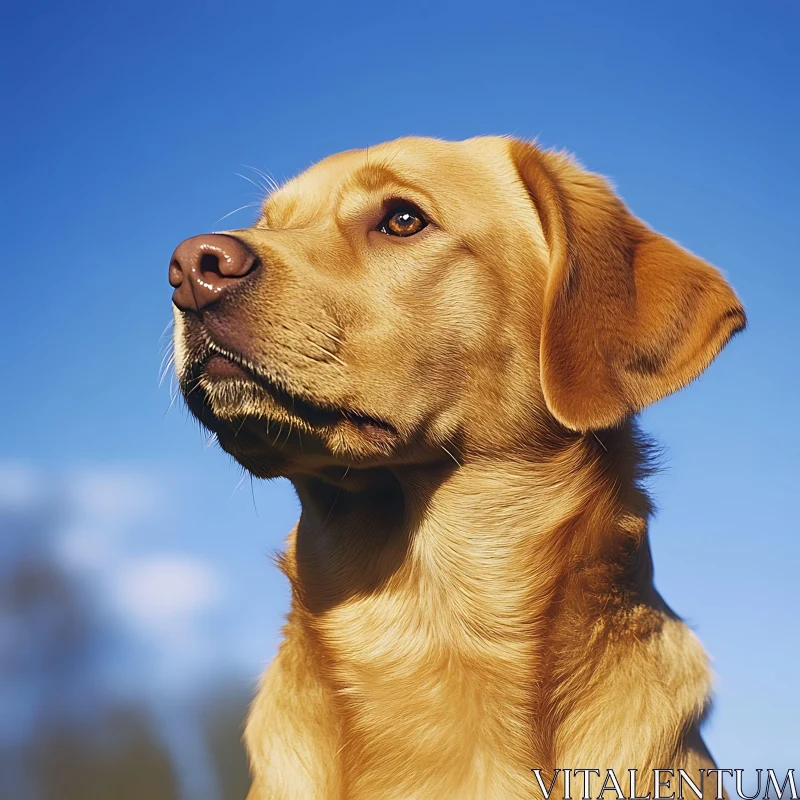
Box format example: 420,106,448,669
203,352,252,380
192,339,398,437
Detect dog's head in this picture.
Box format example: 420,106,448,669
170,137,745,479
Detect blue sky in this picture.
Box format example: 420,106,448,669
3,0,798,778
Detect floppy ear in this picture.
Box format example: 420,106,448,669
510,140,746,432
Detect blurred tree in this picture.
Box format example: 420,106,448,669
202,689,253,800
0,500,253,800
30,709,178,800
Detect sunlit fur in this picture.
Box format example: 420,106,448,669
172,136,745,799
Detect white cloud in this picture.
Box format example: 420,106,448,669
53,467,167,573
113,555,222,633
0,461,229,696
67,467,165,523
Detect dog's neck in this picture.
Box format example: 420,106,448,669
290,424,655,612
282,424,659,767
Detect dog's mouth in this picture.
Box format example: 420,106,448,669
183,339,398,448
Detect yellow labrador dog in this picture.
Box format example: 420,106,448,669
169,136,745,800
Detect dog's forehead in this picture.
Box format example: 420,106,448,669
268,136,519,219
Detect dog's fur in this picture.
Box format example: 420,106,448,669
172,136,745,799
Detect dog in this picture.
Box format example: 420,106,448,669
169,136,745,800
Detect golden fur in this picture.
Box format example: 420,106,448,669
172,136,745,799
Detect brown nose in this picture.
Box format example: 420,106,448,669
169,234,258,312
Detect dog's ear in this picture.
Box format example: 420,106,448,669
510,140,746,432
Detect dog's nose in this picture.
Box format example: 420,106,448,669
169,234,258,312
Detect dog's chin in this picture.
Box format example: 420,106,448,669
180,360,401,479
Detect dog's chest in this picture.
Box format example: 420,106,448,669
317,569,540,799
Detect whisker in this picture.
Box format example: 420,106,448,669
230,472,247,498
159,319,175,341
256,165,279,191
164,386,181,418
212,202,261,227
244,165,280,193
159,342,174,370
249,475,259,517
235,172,269,196
440,444,462,467
159,351,176,387
281,419,294,449
301,321,343,344
306,340,347,367
321,487,342,529
244,170,271,194
241,166,272,194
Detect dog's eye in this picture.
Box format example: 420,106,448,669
378,205,428,237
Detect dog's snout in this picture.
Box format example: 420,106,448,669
169,234,258,312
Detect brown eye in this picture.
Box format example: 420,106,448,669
378,205,428,237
